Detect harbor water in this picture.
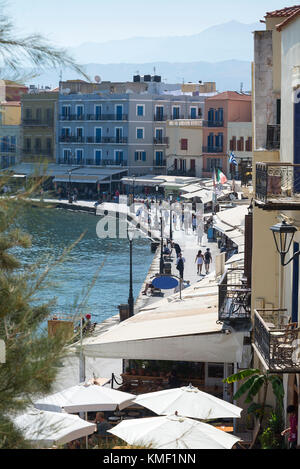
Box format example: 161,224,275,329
15,206,154,324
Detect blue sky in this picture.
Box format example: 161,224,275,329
8,0,293,47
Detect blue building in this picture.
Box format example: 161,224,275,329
57,78,207,177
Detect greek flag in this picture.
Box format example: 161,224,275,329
229,152,238,166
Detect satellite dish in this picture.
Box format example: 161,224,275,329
95,75,101,84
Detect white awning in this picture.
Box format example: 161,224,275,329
82,296,244,363
54,175,105,184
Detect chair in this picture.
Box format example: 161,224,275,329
234,420,261,449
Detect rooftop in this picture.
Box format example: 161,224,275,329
206,91,252,101
265,5,300,17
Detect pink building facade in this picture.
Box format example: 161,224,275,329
202,91,252,177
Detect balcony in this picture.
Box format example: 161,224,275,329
253,309,300,373
59,114,86,121
87,114,128,121
58,158,127,167
203,120,224,128
255,162,300,210
154,115,167,121
23,148,52,156
153,137,169,145
86,136,128,144
59,136,85,143
22,119,54,127
202,146,224,153
218,268,251,323
266,124,280,150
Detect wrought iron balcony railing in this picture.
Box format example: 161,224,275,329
253,309,300,372
266,124,280,150
60,114,128,121
218,268,251,322
255,162,300,207
57,158,128,167
86,136,128,144
153,137,169,145
23,148,52,156
59,136,85,143
203,120,224,128
202,146,224,153
22,119,54,127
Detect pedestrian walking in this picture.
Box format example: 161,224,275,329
195,250,204,275
281,405,298,449
172,242,181,258
192,214,197,233
204,248,212,274
197,222,204,246
176,252,185,279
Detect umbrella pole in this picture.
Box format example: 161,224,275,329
85,412,88,449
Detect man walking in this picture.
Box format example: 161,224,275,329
204,248,212,274
176,252,185,279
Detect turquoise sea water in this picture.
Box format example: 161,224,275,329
16,206,154,324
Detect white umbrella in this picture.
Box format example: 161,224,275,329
14,408,96,448
134,384,242,420
108,414,241,449
34,382,135,413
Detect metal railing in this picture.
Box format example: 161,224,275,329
154,114,168,121
153,137,169,145
203,120,224,128
202,146,224,153
266,124,280,150
85,136,128,144
23,148,52,156
255,162,300,205
22,119,54,126
59,136,85,143
254,309,300,372
57,158,127,167
218,268,251,322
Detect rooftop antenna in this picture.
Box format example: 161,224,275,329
240,82,243,93
153,66,156,75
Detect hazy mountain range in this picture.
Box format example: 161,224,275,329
27,21,264,91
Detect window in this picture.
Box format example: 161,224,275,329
95,128,102,143
75,149,83,164
155,151,164,166
134,151,146,161
10,136,16,152
25,108,32,119
181,138,188,151
230,136,237,151
62,105,70,118
115,127,123,143
137,105,144,117
76,128,84,140
206,158,221,171
35,138,41,150
95,105,102,119
207,363,224,379
63,149,71,163
245,137,252,152
62,127,71,138
46,138,52,151
172,107,180,119
190,107,197,119
36,108,42,121
95,150,102,165
46,108,52,122
25,138,31,150
136,128,144,139
76,105,84,119
155,106,164,120
115,150,124,163
198,108,202,118
208,108,214,122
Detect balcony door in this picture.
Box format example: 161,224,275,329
116,105,123,121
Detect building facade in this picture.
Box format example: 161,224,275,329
166,118,203,177
21,91,59,163
0,100,23,169
202,92,252,178
57,83,207,176
252,5,300,444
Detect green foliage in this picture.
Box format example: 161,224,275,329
0,191,77,448
259,412,285,449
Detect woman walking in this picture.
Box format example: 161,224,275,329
195,250,204,275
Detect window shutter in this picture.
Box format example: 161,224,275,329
142,152,146,161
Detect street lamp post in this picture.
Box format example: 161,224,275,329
169,194,173,241
127,225,135,317
160,212,164,274
68,170,73,204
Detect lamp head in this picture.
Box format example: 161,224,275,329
270,221,297,260
127,225,135,241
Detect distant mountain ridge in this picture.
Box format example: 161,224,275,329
68,21,264,64
28,59,252,93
